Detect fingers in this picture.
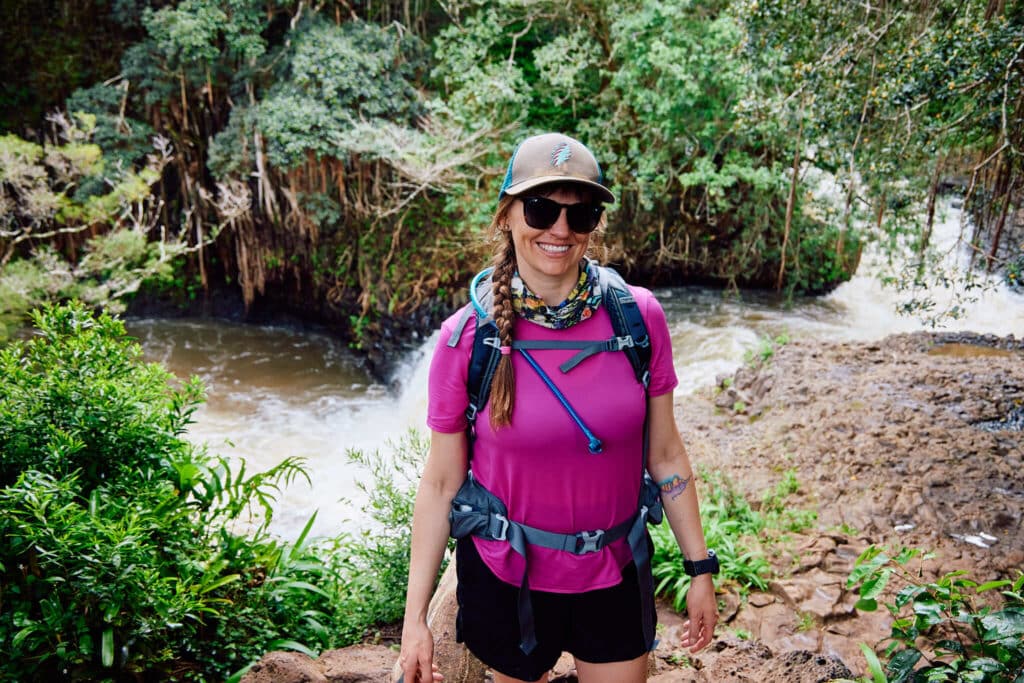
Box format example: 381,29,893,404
684,620,713,652
679,608,718,652
398,657,443,683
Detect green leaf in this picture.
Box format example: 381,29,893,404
860,568,892,601
101,627,114,668
886,648,922,681
965,657,1004,673
289,511,318,561
855,598,879,612
268,579,331,599
977,579,1011,593
893,547,921,565
12,625,38,650
266,639,318,658
198,573,242,594
912,596,945,628
979,607,1024,641
859,643,887,683
224,662,257,683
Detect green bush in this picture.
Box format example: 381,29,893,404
0,303,424,681
849,546,1024,683
335,429,435,641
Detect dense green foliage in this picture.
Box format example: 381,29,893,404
0,303,423,681
849,546,1024,682
7,0,1016,340
743,0,1024,315
0,113,185,341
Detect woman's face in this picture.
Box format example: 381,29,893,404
507,186,596,300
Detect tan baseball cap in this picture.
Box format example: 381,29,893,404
499,133,615,203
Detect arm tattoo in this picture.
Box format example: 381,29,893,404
658,473,691,501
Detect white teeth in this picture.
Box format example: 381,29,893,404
538,244,570,254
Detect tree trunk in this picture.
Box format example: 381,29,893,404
776,112,804,291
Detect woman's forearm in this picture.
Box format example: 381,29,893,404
404,476,460,625
651,459,709,561
645,393,709,561
403,430,468,626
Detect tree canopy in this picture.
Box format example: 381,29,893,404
1,0,1021,341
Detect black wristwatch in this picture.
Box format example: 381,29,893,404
683,550,719,577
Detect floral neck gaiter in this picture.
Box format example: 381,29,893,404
512,261,602,329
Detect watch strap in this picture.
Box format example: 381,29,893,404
683,549,719,576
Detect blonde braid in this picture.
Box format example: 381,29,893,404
488,230,517,428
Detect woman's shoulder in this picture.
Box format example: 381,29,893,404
624,282,657,302
623,283,665,314
437,302,479,351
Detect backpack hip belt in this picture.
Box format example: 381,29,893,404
450,471,664,655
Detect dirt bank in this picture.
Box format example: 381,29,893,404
647,330,1024,679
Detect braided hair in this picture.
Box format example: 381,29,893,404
485,187,607,429
488,198,518,429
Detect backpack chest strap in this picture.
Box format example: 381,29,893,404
511,336,640,373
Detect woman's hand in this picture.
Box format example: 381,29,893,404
397,619,443,682
679,574,717,652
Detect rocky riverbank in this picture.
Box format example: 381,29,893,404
242,331,1024,682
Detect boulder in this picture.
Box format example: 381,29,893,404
241,645,393,683
390,556,487,683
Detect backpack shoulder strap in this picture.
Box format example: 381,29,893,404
594,263,651,389
463,268,501,426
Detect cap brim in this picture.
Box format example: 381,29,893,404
503,176,615,204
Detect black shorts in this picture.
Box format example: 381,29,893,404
455,537,655,681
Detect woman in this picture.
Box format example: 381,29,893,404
399,133,718,683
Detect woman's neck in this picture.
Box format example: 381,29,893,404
519,264,582,306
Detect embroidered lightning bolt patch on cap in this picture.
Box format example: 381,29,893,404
499,133,615,203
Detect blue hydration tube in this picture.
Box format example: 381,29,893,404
470,266,603,454
518,348,603,454
469,267,493,317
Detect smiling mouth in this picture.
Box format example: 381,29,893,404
538,243,571,254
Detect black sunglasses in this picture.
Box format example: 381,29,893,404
520,196,605,234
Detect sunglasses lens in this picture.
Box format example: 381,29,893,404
522,197,561,229
566,204,603,234
522,197,603,234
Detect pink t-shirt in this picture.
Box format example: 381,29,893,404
427,285,677,593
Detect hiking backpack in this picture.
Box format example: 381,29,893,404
446,260,664,655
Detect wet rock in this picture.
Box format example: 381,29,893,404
758,650,853,681
977,405,1024,431
675,331,1023,678
719,590,742,622
795,536,838,573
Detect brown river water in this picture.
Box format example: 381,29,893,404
129,200,1024,540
